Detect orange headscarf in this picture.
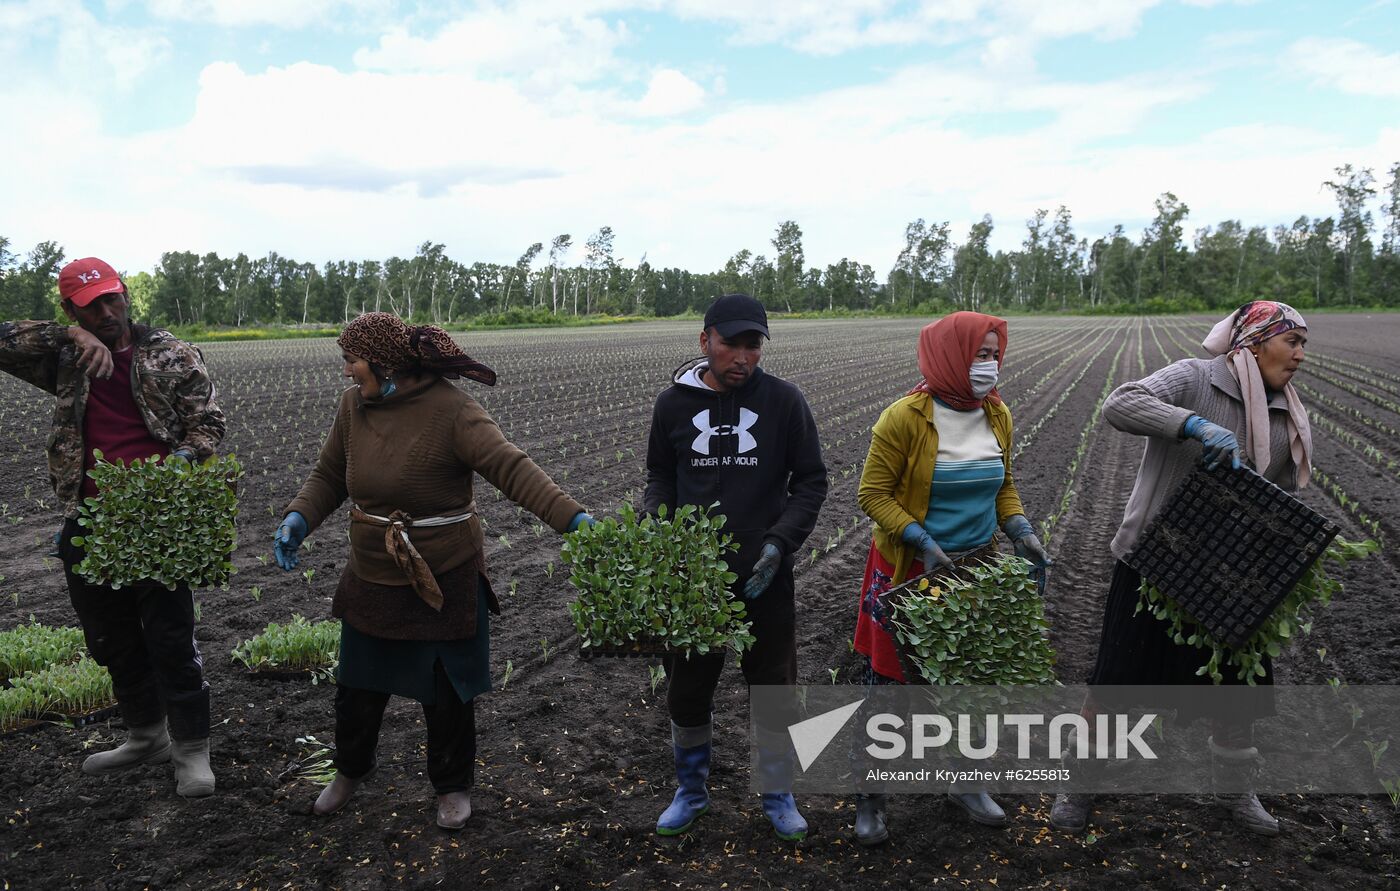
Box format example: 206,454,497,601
908,311,1008,409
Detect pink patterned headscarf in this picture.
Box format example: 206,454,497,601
1202,301,1311,486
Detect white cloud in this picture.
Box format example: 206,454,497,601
352,5,631,91
666,0,1164,54
1284,36,1400,98
0,0,170,88
142,0,390,29
635,68,705,116
4,0,1393,278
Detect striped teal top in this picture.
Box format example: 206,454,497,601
922,399,1004,552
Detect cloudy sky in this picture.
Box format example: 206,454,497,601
3,0,1398,274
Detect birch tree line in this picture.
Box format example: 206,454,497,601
2,163,1397,325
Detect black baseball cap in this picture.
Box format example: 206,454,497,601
704,293,770,339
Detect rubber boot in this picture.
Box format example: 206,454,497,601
314,768,373,816
947,791,1007,827
854,793,889,846
436,791,472,830
755,727,808,842
1209,737,1279,836
170,738,215,798
1050,727,1104,832
656,720,711,836
82,720,172,776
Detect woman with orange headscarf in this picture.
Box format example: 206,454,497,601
848,312,1049,845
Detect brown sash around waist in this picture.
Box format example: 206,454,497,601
349,506,474,612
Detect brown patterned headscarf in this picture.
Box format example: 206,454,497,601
338,312,496,386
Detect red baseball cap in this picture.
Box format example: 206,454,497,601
59,257,125,307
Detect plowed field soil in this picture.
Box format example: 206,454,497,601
2,315,1397,889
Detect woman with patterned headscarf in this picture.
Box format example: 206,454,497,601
1050,301,1312,838
271,313,593,831
848,312,1050,845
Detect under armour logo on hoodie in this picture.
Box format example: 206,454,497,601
691,407,758,455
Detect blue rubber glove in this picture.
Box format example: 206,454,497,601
567,511,596,532
1183,415,1241,470
1002,514,1051,567
901,522,954,572
274,511,309,571
743,542,782,600
1002,514,1051,596
169,448,196,463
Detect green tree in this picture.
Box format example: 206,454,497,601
1141,192,1190,303
771,220,805,312
1323,164,1376,305
950,216,994,310
584,226,615,314
548,234,572,314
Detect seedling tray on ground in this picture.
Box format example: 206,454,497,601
883,544,1001,685
1124,464,1339,648
1,704,121,739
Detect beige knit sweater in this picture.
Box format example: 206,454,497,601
288,376,583,586
1104,355,1301,560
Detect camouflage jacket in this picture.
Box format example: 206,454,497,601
0,320,226,518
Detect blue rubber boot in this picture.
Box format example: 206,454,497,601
755,728,808,841
656,720,711,836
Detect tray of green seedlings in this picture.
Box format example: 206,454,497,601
886,551,1057,686
563,503,755,660
74,451,243,591
1,655,116,736
0,620,86,686
232,615,341,681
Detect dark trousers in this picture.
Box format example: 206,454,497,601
333,661,476,793
60,518,210,740
666,568,798,731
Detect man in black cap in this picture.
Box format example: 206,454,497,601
643,293,827,841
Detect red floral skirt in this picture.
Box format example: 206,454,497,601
851,540,921,682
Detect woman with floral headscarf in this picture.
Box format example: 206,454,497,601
1050,301,1312,838
271,313,593,831
848,312,1050,845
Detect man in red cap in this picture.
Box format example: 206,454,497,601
0,256,226,798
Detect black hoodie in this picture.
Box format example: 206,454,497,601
643,357,828,583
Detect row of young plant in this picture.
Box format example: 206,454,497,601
1001,322,1119,418
1295,380,1400,443
1040,337,1130,545
1310,346,1400,385
1309,412,1400,480
1306,352,1400,400
1010,325,1124,462
1310,466,1385,541
1301,364,1400,419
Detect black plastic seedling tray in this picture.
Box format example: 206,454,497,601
1124,464,1339,648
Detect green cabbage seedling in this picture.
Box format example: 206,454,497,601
72,451,243,591
563,503,755,658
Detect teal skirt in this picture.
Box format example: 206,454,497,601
336,590,491,705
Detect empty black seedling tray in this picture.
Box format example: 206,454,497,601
1124,464,1339,648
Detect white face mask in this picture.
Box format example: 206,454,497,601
969,360,999,399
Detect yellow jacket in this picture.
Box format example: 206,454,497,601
857,392,1025,585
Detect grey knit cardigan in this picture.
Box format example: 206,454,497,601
1103,354,1302,560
